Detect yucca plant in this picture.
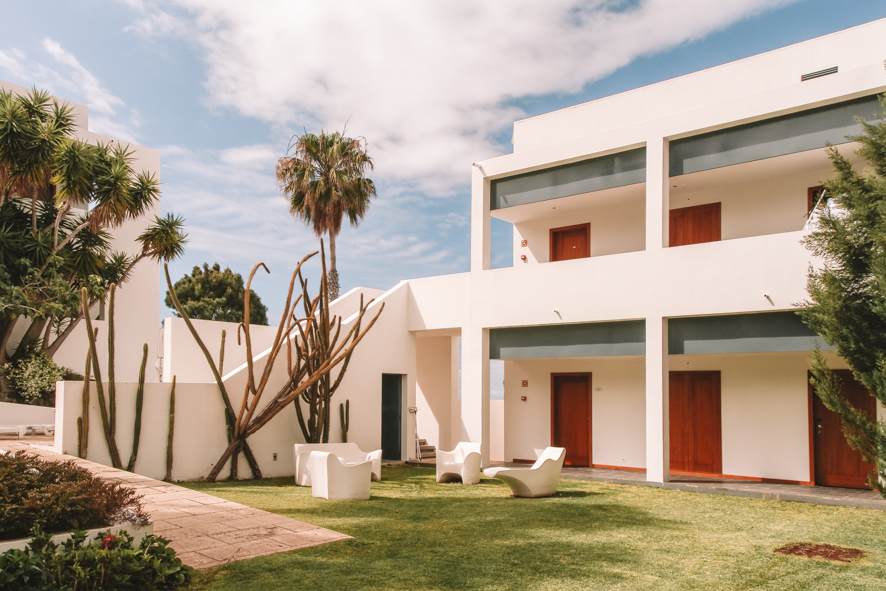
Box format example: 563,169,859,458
0,87,187,400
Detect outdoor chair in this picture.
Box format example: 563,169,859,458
436,442,482,484
309,451,372,500
482,447,566,497
0,426,27,439
294,443,382,486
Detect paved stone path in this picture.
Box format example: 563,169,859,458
1,438,351,568
561,465,886,511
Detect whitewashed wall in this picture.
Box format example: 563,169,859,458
503,357,646,467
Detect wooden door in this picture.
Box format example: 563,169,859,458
381,374,403,460
669,202,721,247
550,223,590,262
552,373,591,466
812,370,876,488
669,371,722,475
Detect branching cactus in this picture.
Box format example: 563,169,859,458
166,239,384,482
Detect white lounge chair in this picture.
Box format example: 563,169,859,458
436,442,482,484
309,451,372,500
482,447,566,498
294,443,382,486
0,426,26,439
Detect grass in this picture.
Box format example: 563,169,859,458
181,466,886,590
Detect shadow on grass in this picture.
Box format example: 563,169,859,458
184,467,679,590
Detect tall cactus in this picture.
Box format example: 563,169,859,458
126,343,149,472
107,285,117,449
78,346,92,459
165,376,176,482
81,287,122,469
340,400,349,443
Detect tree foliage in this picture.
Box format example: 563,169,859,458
276,129,376,299
164,263,268,325
0,88,187,380
798,94,886,496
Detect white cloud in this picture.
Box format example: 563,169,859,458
0,40,139,143
129,0,797,197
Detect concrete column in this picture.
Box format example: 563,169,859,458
450,336,462,451
645,136,669,250
645,317,670,483
461,325,491,467
470,165,491,272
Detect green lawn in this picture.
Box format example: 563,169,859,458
182,466,886,591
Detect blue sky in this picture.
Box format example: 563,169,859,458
2,0,886,322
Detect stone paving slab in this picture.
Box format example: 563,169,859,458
0,439,351,568
558,465,886,511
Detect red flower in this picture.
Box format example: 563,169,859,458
102,535,116,549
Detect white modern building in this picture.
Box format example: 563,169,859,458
355,18,886,490
50,20,886,489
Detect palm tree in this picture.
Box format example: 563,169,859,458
276,130,376,299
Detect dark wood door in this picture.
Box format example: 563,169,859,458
669,202,721,247
381,374,403,461
550,223,590,262
812,370,876,488
552,374,591,466
669,371,722,475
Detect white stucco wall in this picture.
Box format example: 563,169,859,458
416,335,457,452
512,20,886,152
160,317,280,383
503,356,647,466
55,380,300,481
512,192,646,264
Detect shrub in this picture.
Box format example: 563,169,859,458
2,352,64,405
0,452,149,541
0,528,194,590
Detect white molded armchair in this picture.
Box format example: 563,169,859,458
309,451,372,500
436,442,482,484
482,447,566,498
294,443,382,486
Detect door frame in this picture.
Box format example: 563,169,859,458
668,370,723,477
550,372,592,466
668,202,721,247
808,370,876,488
549,223,590,262
381,373,405,461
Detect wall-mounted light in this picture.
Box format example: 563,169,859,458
520,255,527,261
521,396,527,402
521,240,527,247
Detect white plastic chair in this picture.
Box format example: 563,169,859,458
309,451,372,500
436,442,482,484
482,447,566,498
294,443,382,486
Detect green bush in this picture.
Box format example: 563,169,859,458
0,528,194,590
0,452,150,540
2,351,66,406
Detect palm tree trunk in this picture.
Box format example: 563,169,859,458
327,232,340,299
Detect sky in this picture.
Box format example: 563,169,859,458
2,0,886,325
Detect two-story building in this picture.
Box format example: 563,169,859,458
374,18,886,490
